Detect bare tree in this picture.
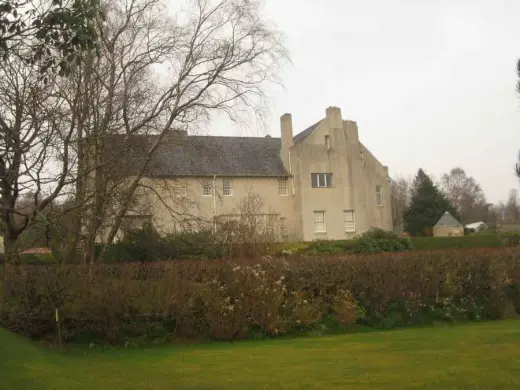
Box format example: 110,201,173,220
441,167,491,223
390,176,409,233
65,0,287,262
0,55,82,260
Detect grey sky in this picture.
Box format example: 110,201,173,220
212,0,520,203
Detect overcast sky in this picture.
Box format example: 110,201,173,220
213,0,520,203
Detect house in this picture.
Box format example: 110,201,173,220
98,106,393,242
433,212,464,237
465,221,488,233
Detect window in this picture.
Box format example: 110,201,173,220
344,210,355,232
222,179,233,196
174,179,187,197
314,211,326,233
311,173,333,188
278,177,288,196
279,217,287,237
325,135,330,150
376,185,384,206
202,179,213,196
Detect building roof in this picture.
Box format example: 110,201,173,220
293,120,322,144
434,212,462,228
465,221,487,229
106,134,289,178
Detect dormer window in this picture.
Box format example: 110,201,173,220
325,135,330,150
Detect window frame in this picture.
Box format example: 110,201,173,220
222,178,233,196
278,177,288,196
313,211,326,233
344,210,355,232
311,173,333,188
202,178,213,196
174,179,187,197
375,185,384,206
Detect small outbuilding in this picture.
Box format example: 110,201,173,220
433,211,464,237
465,221,488,233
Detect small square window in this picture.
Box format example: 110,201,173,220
376,185,384,206
222,179,233,196
314,211,326,233
202,179,213,196
344,210,355,232
278,178,288,196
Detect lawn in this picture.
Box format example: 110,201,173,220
2,321,520,389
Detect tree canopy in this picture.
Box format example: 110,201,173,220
403,169,458,236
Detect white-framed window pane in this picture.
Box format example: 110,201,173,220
376,185,383,206
344,210,355,232
279,217,287,236
278,178,288,195
311,173,333,188
222,179,232,196
174,179,187,197
202,179,212,196
314,211,326,232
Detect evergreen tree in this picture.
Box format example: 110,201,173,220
403,169,458,236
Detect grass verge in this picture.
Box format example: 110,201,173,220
2,321,520,389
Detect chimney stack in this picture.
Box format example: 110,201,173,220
280,113,293,172
326,106,343,129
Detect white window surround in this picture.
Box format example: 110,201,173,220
311,173,333,188
222,179,233,196
314,211,326,233
344,210,355,232
278,177,288,196
376,185,384,206
202,179,213,196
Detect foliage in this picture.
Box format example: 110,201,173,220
0,0,102,75
3,248,520,344
306,228,412,254
99,225,226,263
411,235,505,250
404,169,459,236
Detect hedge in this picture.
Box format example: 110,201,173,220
2,247,520,345
410,235,505,251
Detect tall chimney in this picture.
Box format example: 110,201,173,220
326,106,342,129
280,113,293,172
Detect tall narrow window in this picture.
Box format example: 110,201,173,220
202,178,212,196
314,211,326,233
222,179,232,196
174,179,187,197
279,217,287,237
311,173,333,188
325,135,330,150
344,210,355,232
376,185,384,206
278,177,288,195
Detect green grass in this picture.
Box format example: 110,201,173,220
2,321,520,389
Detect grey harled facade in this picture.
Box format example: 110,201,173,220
102,106,393,242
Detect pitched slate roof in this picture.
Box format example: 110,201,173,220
293,120,322,144
106,134,289,177
434,212,462,227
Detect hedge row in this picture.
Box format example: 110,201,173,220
2,247,520,345
410,235,505,250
